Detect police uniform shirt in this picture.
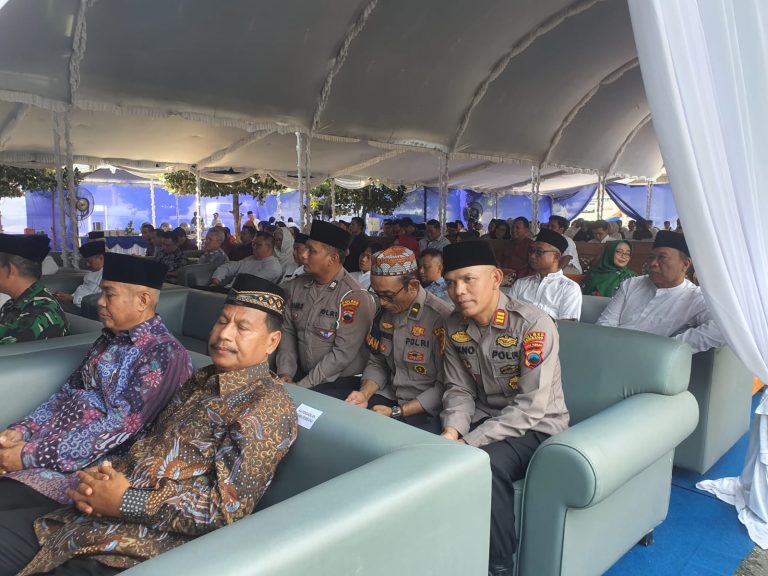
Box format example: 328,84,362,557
277,267,375,388
362,287,452,414
441,291,569,448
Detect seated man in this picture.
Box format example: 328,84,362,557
210,232,282,288
0,253,192,507
197,227,229,268
418,248,452,305
139,223,155,257
277,220,375,398
174,226,197,252
228,226,256,261
53,241,105,310
597,231,725,353
0,274,297,575
0,234,68,345
547,215,581,274
509,228,582,321
419,219,451,252
281,232,309,285
440,241,569,576
345,247,452,433
154,230,185,276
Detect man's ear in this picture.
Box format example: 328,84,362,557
266,329,282,355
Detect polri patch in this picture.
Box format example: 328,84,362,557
341,298,360,324
523,331,546,368
451,330,472,343
496,335,517,348
411,325,425,337
407,350,425,362
381,321,394,330
414,365,427,375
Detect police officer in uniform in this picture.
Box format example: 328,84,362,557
345,246,452,432
0,234,68,345
277,220,375,396
440,241,569,576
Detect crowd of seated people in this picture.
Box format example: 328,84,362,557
0,211,724,575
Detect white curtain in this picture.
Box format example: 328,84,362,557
628,0,768,547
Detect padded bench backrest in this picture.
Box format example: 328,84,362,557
66,313,103,335
182,290,226,342
155,289,189,337
558,321,692,425
256,385,448,510
580,295,610,324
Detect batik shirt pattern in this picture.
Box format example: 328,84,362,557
0,281,68,345
7,315,192,503
20,362,298,574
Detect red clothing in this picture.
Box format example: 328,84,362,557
393,234,420,257
500,237,534,280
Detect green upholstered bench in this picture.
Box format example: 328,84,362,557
0,347,491,576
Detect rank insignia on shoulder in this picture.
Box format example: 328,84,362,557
329,280,338,290
408,303,421,319
414,365,427,375
381,321,394,330
492,309,507,327
508,376,520,390
451,330,472,343
411,325,425,337
407,350,425,362
496,335,517,348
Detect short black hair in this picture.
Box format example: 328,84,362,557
594,220,609,231
265,312,283,333
247,211,254,215
513,216,530,228
351,216,366,230
420,248,443,260
426,219,440,228
549,216,569,231
0,253,42,280
254,231,275,249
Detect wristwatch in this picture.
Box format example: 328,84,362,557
390,405,403,419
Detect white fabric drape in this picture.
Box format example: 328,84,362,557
629,0,768,548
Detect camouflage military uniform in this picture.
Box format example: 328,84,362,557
0,281,69,345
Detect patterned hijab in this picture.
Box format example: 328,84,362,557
583,240,636,297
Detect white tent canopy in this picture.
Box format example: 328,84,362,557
0,0,662,193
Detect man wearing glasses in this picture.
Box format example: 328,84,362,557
344,247,452,433
597,231,724,353
277,220,375,398
508,228,582,321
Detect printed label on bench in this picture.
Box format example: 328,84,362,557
297,403,323,430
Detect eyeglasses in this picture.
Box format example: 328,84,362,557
615,250,632,257
368,284,406,303
527,247,559,257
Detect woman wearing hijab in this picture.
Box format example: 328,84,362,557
273,226,296,281
582,240,637,297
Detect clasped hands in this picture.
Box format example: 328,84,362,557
0,429,25,474
67,460,131,518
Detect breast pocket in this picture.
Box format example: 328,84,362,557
490,346,521,397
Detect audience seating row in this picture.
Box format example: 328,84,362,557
0,343,492,576
579,295,752,474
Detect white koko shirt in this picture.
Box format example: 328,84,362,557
596,275,725,353
508,270,582,321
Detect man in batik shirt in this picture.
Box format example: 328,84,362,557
0,274,297,575
0,234,68,345
0,253,192,516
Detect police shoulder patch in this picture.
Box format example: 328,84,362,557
523,331,546,368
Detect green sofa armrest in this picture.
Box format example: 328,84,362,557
124,444,490,576
518,391,698,576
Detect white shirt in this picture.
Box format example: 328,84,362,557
419,235,451,252
72,269,103,307
596,275,725,353
212,255,283,285
350,270,371,290
508,270,582,321
562,235,582,273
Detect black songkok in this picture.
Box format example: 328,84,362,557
87,231,105,240
443,241,498,272
227,274,285,318
0,234,50,263
79,242,105,259
102,253,167,289
654,230,690,257
309,220,352,251
535,228,569,254
294,232,309,245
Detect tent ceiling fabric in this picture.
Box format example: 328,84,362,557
0,0,662,193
